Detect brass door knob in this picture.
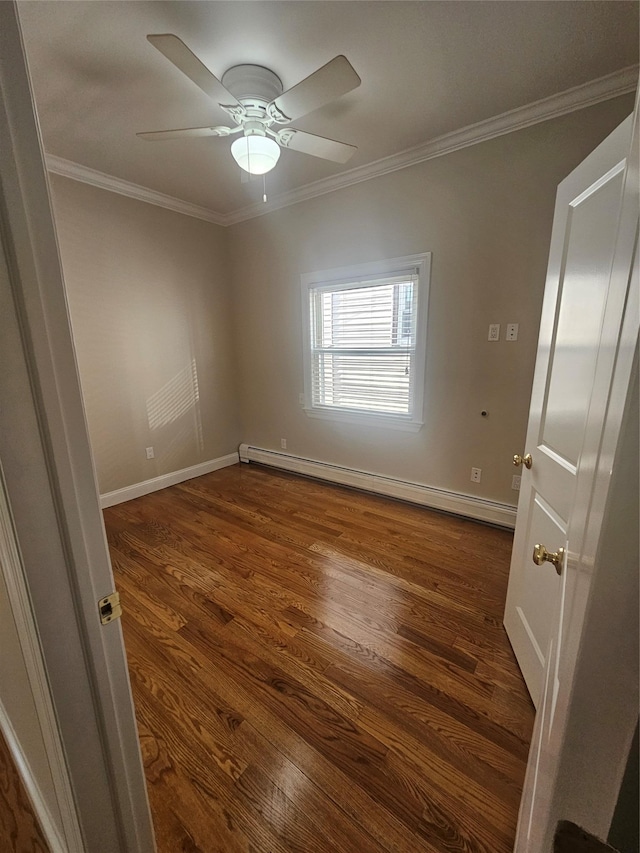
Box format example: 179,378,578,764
532,543,564,575
513,453,533,469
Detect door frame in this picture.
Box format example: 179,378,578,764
0,467,84,853
0,4,155,851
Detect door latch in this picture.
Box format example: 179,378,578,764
99,592,122,625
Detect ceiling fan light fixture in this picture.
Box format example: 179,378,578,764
231,134,281,175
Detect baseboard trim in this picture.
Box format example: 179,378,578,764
239,444,516,528
100,452,239,508
0,699,68,853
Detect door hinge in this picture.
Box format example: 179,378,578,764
99,592,122,625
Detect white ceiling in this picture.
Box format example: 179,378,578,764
18,1,639,218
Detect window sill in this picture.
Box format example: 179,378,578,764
302,406,424,432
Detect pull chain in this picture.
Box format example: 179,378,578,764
262,174,267,204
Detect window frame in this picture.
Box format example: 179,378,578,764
301,253,431,432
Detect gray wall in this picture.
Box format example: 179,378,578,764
50,95,633,504
50,177,241,494
228,96,634,505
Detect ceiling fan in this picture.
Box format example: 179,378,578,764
138,35,361,178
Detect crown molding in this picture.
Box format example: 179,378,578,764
45,155,227,226
225,65,638,225
45,65,637,227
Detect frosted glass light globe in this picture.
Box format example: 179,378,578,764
231,135,281,175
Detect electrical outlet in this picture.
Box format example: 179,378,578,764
511,474,521,491
488,324,500,341
506,323,519,341
145,446,154,460
471,467,482,483
298,393,305,406
280,438,287,450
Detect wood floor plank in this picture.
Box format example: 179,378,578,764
129,608,439,852
0,729,49,853
233,721,390,853
129,653,291,853
282,602,500,714
105,463,535,852
127,627,338,853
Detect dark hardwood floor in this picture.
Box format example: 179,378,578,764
105,463,535,853
0,729,49,853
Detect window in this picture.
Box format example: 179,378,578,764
302,254,430,430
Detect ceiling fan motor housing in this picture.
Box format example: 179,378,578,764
221,64,283,109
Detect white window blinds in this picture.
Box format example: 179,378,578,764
309,272,419,416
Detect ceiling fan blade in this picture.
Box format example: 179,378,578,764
137,125,234,141
278,129,357,163
268,56,360,123
147,34,240,107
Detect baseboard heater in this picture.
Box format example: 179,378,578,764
238,444,516,529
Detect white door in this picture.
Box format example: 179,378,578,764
504,114,634,708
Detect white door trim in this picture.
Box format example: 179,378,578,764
0,471,83,853
0,5,155,850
